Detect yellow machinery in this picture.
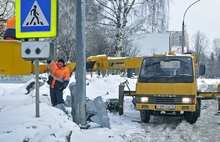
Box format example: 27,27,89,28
0,40,142,75
0,40,32,75
0,40,51,75
119,52,220,124
1,40,220,123
87,55,142,71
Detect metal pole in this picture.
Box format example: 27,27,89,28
182,0,200,53
35,58,40,117
75,0,88,129
182,21,185,53
118,83,125,115
70,83,76,122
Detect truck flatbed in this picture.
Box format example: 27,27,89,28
197,92,220,99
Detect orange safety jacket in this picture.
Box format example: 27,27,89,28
4,17,17,40
49,62,70,89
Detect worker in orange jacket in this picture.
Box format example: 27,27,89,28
4,16,17,40
47,59,70,113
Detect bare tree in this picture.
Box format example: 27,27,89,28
206,38,220,77
0,0,15,38
86,0,114,57
138,0,170,33
86,26,114,57
123,38,140,57
48,0,112,62
191,31,209,64
47,0,76,62
94,0,170,57
212,38,220,59
95,0,136,57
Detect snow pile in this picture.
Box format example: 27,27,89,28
197,78,220,92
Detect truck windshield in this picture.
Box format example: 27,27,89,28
138,56,193,83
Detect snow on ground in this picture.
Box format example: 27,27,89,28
0,74,220,142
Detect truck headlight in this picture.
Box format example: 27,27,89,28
136,97,149,103
182,97,192,103
141,97,149,102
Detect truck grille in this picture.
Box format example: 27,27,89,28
150,96,182,104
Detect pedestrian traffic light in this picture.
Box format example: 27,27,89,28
86,96,110,128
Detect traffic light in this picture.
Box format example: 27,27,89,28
86,96,110,128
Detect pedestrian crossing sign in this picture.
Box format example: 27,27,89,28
16,0,57,38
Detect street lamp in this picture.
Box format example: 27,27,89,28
182,0,200,53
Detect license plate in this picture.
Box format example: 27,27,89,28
156,105,175,110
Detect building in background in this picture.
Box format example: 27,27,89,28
169,31,189,53
132,31,189,56
169,31,189,54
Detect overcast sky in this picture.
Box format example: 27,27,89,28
169,0,220,45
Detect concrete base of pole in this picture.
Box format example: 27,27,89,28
79,124,90,129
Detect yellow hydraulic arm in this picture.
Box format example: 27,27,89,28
0,40,77,75
0,40,33,75
86,55,143,71
0,40,143,75
197,92,220,99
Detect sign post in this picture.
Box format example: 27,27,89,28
16,0,57,117
35,58,40,117
21,41,54,117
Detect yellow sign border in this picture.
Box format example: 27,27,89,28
15,0,57,38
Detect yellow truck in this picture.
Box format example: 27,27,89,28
119,52,220,124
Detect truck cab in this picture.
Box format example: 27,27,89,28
134,53,204,124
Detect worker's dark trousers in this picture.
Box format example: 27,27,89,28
50,87,64,106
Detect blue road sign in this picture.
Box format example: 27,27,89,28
16,0,57,38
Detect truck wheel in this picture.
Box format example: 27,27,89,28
184,103,199,124
140,110,150,123
184,112,193,124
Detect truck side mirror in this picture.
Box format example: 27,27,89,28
199,64,205,75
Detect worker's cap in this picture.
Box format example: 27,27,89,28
58,59,65,64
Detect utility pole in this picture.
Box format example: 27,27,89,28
182,0,200,53
75,0,89,129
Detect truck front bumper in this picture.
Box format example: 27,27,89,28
136,103,196,112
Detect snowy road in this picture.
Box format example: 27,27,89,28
114,98,220,142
